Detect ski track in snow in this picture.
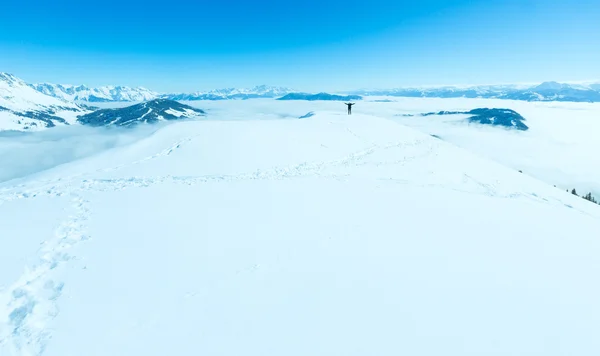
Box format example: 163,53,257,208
0,196,90,356
0,134,200,204
0,136,423,202
0,128,596,355
0,135,587,214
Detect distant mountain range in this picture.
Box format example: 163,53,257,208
351,81,600,102
6,72,600,103
36,80,600,103
278,93,362,101
164,85,294,100
31,81,294,102
78,99,205,127
31,83,158,102
1,71,599,132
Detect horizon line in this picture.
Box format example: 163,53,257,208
2,71,600,93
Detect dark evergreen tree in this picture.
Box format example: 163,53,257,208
583,192,598,204
564,187,598,205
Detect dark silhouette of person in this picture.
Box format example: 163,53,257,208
345,102,355,115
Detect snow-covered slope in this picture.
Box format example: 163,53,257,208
0,73,85,131
1,112,600,356
193,97,599,199
374,97,600,198
31,83,158,102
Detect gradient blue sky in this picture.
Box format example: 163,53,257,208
1,0,599,92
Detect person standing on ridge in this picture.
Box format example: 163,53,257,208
345,102,355,115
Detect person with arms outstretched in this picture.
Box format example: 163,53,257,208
345,102,355,115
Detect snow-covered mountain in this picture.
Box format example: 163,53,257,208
0,73,207,131
1,112,600,355
77,99,205,127
352,81,600,102
0,73,86,131
31,83,158,102
404,108,529,131
277,92,362,101
164,85,294,100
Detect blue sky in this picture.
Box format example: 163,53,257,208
1,0,599,92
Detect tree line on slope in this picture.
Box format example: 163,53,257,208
569,189,599,205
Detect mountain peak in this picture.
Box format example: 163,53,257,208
0,72,25,87
534,81,567,91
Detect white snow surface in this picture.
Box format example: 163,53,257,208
189,97,600,197
163,108,200,118
1,111,600,356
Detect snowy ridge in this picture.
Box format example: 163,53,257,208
0,73,86,131
278,92,362,101
17,72,600,103
351,81,600,102
29,82,293,102
161,85,294,100
1,112,600,355
0,74,78,112
31,83,158,103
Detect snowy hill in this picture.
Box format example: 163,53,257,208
353,81,600,102
1,112,600,355
408,108,529,130
77,99,205,127
0,73,85,131
467,108,528,130
164,85,294,100
278,92,362,101
31,83,158,102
